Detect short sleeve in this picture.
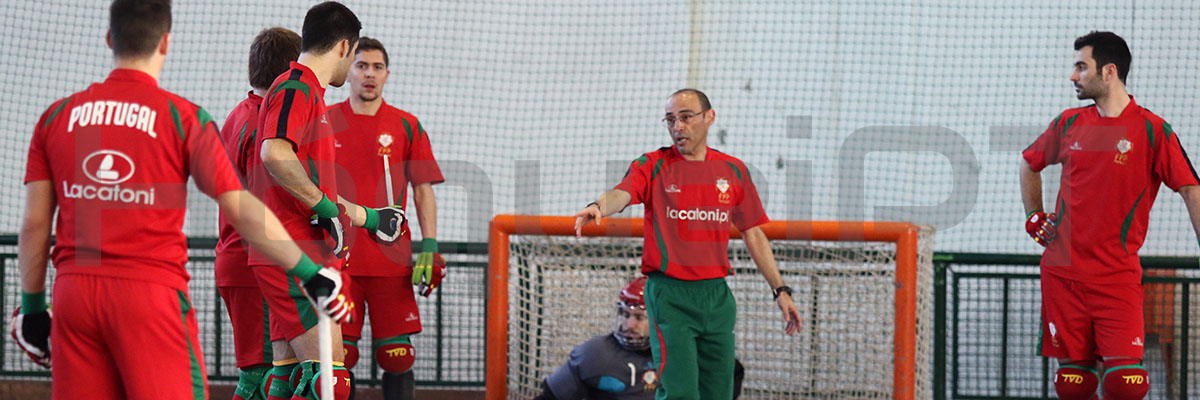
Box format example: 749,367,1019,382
614,155,653,205
1022,113,1066,172
1151,121,1200,191
259,81,315,149
188,108,244,198
24,98,70,183
731,162,768,231
403,119,444,186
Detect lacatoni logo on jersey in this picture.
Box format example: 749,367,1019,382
67,100,158,138
666,207,729,223
62,150,154,205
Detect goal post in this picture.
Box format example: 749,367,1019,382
487,215,932,400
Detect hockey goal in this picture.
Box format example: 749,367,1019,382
486,215,934,400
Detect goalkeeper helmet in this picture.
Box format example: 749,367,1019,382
613,277,650,351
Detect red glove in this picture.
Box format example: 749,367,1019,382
417,254,446,297
1025,211,1057,247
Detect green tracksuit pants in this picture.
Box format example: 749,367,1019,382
645,273,737,400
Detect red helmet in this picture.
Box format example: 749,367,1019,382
618,276,647,309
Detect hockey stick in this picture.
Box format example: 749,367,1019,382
317,295,334,400
383,154,394,205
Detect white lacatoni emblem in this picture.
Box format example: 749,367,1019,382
666,184,681,193
379,133,393,147
1048,322,1057,337
1117,139,1132,154
84,150,135,185
716,178,729,193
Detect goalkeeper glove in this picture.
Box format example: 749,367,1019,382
414,238,446,297
1025,210,1057,247
289,254,353,324
361,205,407,243
310,196,350,258
11,292,51,368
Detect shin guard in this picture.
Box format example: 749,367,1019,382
1053,364,1099,400
233,365,271,400
1102,359,1149,400
264,360,299,400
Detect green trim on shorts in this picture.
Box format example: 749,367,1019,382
177,291,206,400
261,296,274,364
286,276,318,332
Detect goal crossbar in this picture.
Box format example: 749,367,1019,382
487,214,921,400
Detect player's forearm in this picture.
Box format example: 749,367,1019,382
593,189,633,217
335,195,367,228
1019,160,1044,215
18,181,54,294
261,139,327,208
1179,185,1200,245
743,226,786,289
413,183,437,239
217,190,304,272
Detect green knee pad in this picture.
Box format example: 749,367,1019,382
293,360,351,400
264,361,299,399
234,366,271,400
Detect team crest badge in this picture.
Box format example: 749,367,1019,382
642,370,657,391
378,133,394,156
1114,138,1131,165
716,178,732,204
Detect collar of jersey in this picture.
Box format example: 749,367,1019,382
287,61,326,98
106,68,158,87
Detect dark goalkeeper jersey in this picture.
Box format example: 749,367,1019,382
544,335,658,400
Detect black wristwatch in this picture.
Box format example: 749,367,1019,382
772,285,793,300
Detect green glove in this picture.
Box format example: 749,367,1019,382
413,238,446,296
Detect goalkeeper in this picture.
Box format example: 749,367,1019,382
331,36,445,400
574,89,801,399
14,1,347,398
536,277,746,400
1020,31,1200,400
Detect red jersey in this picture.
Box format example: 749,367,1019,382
1023,96,1200,284
615,147,769,280
245,62,342,267
214,92,262,287
24,69,243,291
332,100,444,277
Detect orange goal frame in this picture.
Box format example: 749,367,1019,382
486,215,921,400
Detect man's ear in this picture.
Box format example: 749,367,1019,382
158,32,171,56
106,31,112,49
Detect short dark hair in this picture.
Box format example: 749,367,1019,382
109,0,172,58
672,88,711,110
1074,31,1131,84
248,27,302,91
354,37,389,67
301,1,361,54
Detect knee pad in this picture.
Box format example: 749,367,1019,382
234,365,272,400
291,360,351,400
1054,363,1099,400
374,335,416,373
342,340,360,369
1102,359,1148,400
264,360,299,400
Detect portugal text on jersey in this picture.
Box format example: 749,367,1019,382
67,100,159,138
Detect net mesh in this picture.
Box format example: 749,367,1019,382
505,226,934,399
